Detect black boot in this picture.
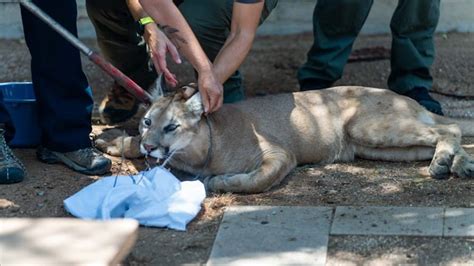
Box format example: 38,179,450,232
404,87,444,116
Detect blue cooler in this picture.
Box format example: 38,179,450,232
0,82,41,147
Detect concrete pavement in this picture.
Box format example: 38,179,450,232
209,206,474,265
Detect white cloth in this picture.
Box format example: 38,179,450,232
64,167,206,231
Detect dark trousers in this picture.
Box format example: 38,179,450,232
86,0,278,103
0,0,93,152
0,92,15,143
298,0,440,94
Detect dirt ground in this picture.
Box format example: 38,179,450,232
1,32,474,265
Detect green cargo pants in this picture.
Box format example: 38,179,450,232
298,0,440,94
86,0,278,103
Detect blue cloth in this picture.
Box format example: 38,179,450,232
64,167,206,231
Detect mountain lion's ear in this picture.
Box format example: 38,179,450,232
182,83,198,100
185,92,204,116
150,74,167,101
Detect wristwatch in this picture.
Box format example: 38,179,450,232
136,16,155,36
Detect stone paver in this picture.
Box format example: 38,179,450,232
207,206,474,265
331,206,444,236
326,235,474,265
0,218,138,265
208,206,332,266
444,208,474,237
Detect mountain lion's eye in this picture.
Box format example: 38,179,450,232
163,124,179,133
143,118,152,127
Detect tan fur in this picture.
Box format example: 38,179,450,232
96,86,474,193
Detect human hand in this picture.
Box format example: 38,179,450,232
198,70,223,114
143,23,181,87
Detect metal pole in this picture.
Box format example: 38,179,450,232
18,0,153,104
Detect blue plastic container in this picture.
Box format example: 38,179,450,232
0,82,41,147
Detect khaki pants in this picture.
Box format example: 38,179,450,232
298,0,440,94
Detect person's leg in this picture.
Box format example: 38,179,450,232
179,0,278,103
86,0,156,89
86,0,157,124
21,0,111,175
297,0,373,90
388,0,442,115
0,93,15,144
21,0,91,152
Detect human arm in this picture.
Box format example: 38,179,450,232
138,0,223,113
126,0,180,86
212,1,264,84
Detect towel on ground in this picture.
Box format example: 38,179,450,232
64,166,206,231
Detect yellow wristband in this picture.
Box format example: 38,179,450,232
139,16,155,26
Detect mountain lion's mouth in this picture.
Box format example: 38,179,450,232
143,154,159,168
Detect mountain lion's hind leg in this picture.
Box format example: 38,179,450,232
451,148,474,178
207,147,296,193
428,125,463,179
348,115,472,179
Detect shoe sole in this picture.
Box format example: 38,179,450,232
37,149,111,175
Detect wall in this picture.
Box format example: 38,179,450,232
1,0,473,38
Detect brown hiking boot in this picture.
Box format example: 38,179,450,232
37,146,111,175
99,83,139,124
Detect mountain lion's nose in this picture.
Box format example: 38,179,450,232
143,144,157,153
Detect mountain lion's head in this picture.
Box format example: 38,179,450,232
139,79,204,160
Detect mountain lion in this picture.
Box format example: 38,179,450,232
96,83,474,193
